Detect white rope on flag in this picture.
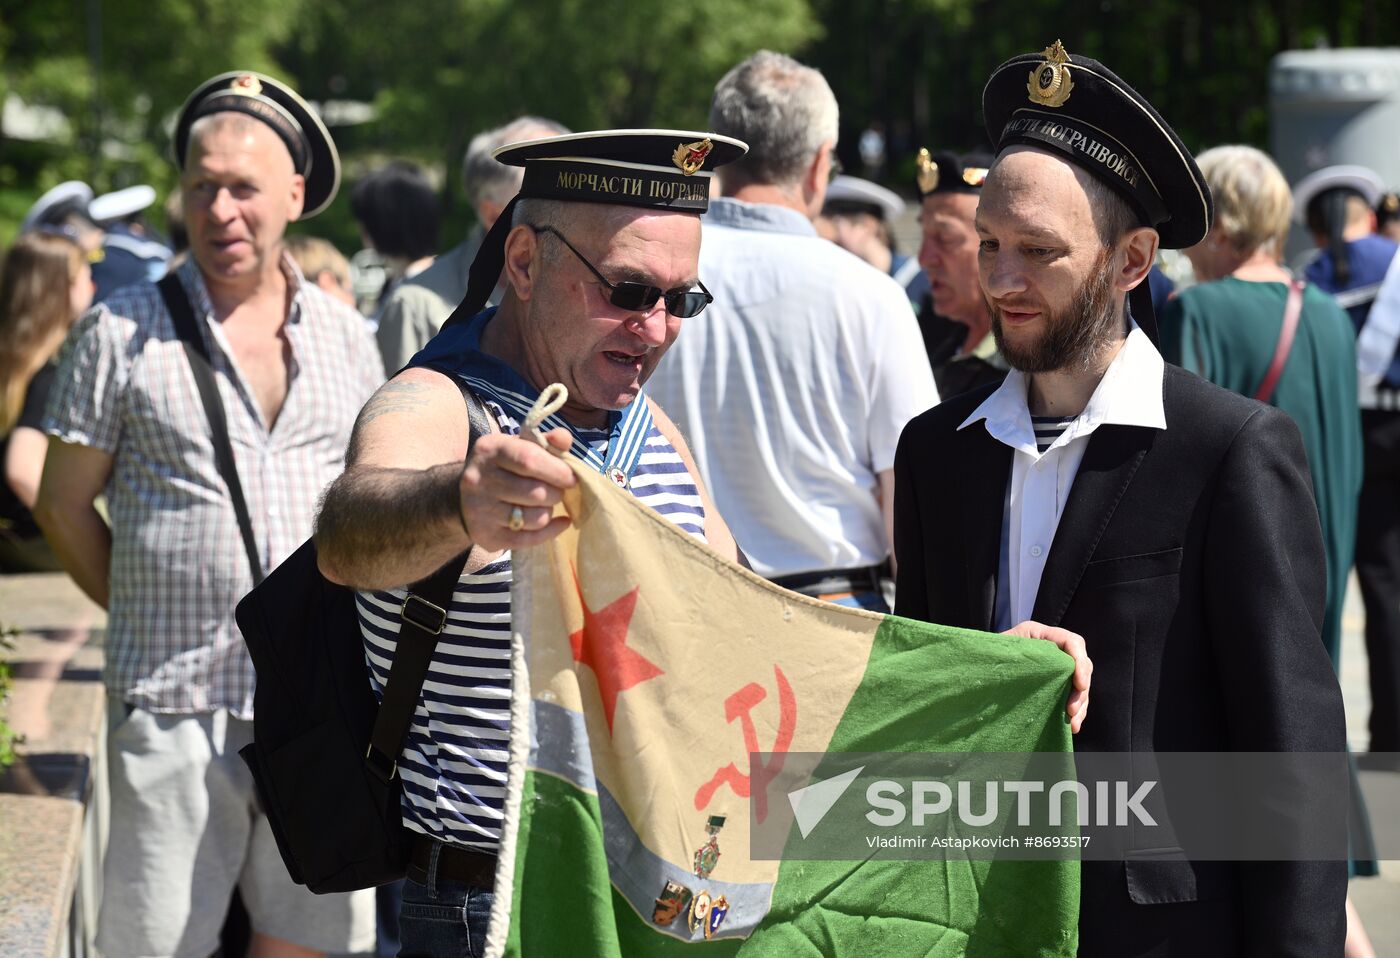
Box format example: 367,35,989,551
521,383,569,444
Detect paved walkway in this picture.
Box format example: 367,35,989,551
1340,573,1400,950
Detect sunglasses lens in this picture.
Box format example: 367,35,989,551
666,291,710,318
609,282,661,312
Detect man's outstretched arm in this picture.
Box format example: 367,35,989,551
316,367,575,590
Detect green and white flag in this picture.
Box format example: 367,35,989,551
487,459,1079,956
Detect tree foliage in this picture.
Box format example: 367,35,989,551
1,0,1399,245
279,0,819,224
807,0,1400,186
0,0,303,200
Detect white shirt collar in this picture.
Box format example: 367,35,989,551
959,323,1167,456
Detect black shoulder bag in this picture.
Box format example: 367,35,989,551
159,274,492,892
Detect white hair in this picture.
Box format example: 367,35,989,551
462,116,570,209
709,50,838,191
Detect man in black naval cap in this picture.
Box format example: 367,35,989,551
36,71,381,957
893,42,1346,955
913,147,1009,398
314,129,751,952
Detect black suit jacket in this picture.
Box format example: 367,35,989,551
893,363,1346,958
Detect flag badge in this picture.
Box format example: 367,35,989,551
693,814,725,878
651,879,693,926
706,895,730,939
688,890,713,935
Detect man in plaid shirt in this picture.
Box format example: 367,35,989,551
35,72,381,958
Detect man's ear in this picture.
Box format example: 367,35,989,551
288,173,306,222
1117,226,1158,293
800,139,835,218
502,224,541,301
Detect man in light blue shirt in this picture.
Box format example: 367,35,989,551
648,51,938,610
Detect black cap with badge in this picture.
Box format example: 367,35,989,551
982,41,1211,249
441,129,748,329
172,71,341,219
916,149,993,198
981,41,1212,341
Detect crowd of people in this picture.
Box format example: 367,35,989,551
0,38,1397,958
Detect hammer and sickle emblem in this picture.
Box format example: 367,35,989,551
693,665,796,823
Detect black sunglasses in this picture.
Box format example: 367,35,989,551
533,225,713,319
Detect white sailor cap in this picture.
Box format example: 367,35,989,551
822,175,906,221
20,181,94,235
1292,165,1386,225
89,185,158,224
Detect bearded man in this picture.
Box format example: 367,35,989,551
892,45,1346,956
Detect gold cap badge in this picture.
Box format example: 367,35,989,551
230,74,263,97
1026,40,1074,108
916,148,939,194
673,138,714,176
962,166,990,188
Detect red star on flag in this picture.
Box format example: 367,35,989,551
569,566,664,732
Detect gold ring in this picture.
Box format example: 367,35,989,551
507,505,525,532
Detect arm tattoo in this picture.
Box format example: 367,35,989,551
357,380,432,428
347,380,433,463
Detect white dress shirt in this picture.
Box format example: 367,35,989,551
959,324,1167,629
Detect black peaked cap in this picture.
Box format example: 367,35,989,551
982,42,1212,249
173,71,340,220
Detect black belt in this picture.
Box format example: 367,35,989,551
407,835,497,890
770,562,888,598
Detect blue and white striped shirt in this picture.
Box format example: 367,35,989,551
357,398,706,850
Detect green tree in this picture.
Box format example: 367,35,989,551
0,0,304,239
279,0,819,243
806,0,1400,187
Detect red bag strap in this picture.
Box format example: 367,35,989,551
1254,280,1305,404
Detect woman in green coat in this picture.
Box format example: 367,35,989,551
1162,145,1362,667
1160,145,1376,957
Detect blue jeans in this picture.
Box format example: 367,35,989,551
397,846,495,958
825,590,890,612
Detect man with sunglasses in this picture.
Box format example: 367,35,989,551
313,129,750,954
648,51,938,611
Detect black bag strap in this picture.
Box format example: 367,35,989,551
365,380,493,784
158,273,265,585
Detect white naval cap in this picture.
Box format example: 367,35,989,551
20,180,94,235
822,174,906,221
1292,165,1386,224
89,185,158,224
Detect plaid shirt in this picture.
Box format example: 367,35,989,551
43,255,383,717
